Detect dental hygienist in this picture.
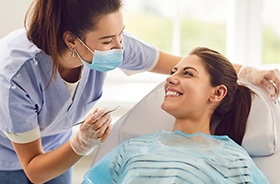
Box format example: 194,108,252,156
0,0,279,183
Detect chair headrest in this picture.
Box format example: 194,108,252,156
238,80,279,156
119,81,279,156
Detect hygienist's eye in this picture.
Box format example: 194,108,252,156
102,40,113,45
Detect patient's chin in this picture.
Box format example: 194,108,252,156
160,102,168,112
161,103,176,117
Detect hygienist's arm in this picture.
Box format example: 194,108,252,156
12,139,81,183
150,51,182,74
232,63,242,73
10,110,112,184
150,51,243,74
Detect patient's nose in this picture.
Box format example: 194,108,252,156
166,75,179,85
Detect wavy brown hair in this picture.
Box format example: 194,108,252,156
24,0,122,80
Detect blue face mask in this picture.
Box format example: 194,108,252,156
76,38,124,72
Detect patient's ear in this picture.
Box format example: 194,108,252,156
210,85,227,102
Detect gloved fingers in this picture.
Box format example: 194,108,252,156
268,69,280,96
245,68,280,100
89,108,99,116
82,108,101,121
262,69,280,99
93,114,112,138
259,78,278,100
78,113,112,145
99,124,113,142
83,112,111,133
81,108,108,131
90,107,108,120
268,79,279,99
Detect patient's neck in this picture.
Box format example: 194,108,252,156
172,119,211,135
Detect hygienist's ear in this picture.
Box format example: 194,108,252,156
210,85,227,102
63,31,77,49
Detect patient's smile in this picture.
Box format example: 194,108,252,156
165,90,182,97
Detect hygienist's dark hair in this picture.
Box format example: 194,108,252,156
190,47,253,145
24,0,122,79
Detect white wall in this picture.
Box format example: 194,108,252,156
0,0,32,38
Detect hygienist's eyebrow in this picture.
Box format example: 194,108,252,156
98,26,125,40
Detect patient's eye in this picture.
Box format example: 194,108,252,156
184,70,193,77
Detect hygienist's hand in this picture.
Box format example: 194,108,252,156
238,66,280,100
70,108,112,156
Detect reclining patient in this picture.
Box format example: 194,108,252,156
83,47,269,183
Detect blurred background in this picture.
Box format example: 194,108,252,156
1,0,280,183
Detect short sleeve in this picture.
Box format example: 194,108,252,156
0,29,43,134
3,126,40,144
0,63,40,133
120,32,160,76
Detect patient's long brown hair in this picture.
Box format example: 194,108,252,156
190,47,252,145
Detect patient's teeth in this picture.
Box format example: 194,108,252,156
166,90,181,96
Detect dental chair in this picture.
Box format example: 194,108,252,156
92,80,280,184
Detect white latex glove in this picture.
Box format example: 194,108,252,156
70,108,112,156
238,65,280,100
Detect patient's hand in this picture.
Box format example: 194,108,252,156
238,66,280,100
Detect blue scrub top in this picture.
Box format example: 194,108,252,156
0,29,158,170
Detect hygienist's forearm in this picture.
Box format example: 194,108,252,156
151,51,243,75
32,142,80,183
150,51,182,74
232,63,242,73
15,141,81,184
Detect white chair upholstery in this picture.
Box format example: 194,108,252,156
92,81,280,184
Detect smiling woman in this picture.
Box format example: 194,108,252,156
163,55,217,129
82,47,268,183
162,47,253,144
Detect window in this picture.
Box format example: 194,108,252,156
123,0,227,55
262,0,280,65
